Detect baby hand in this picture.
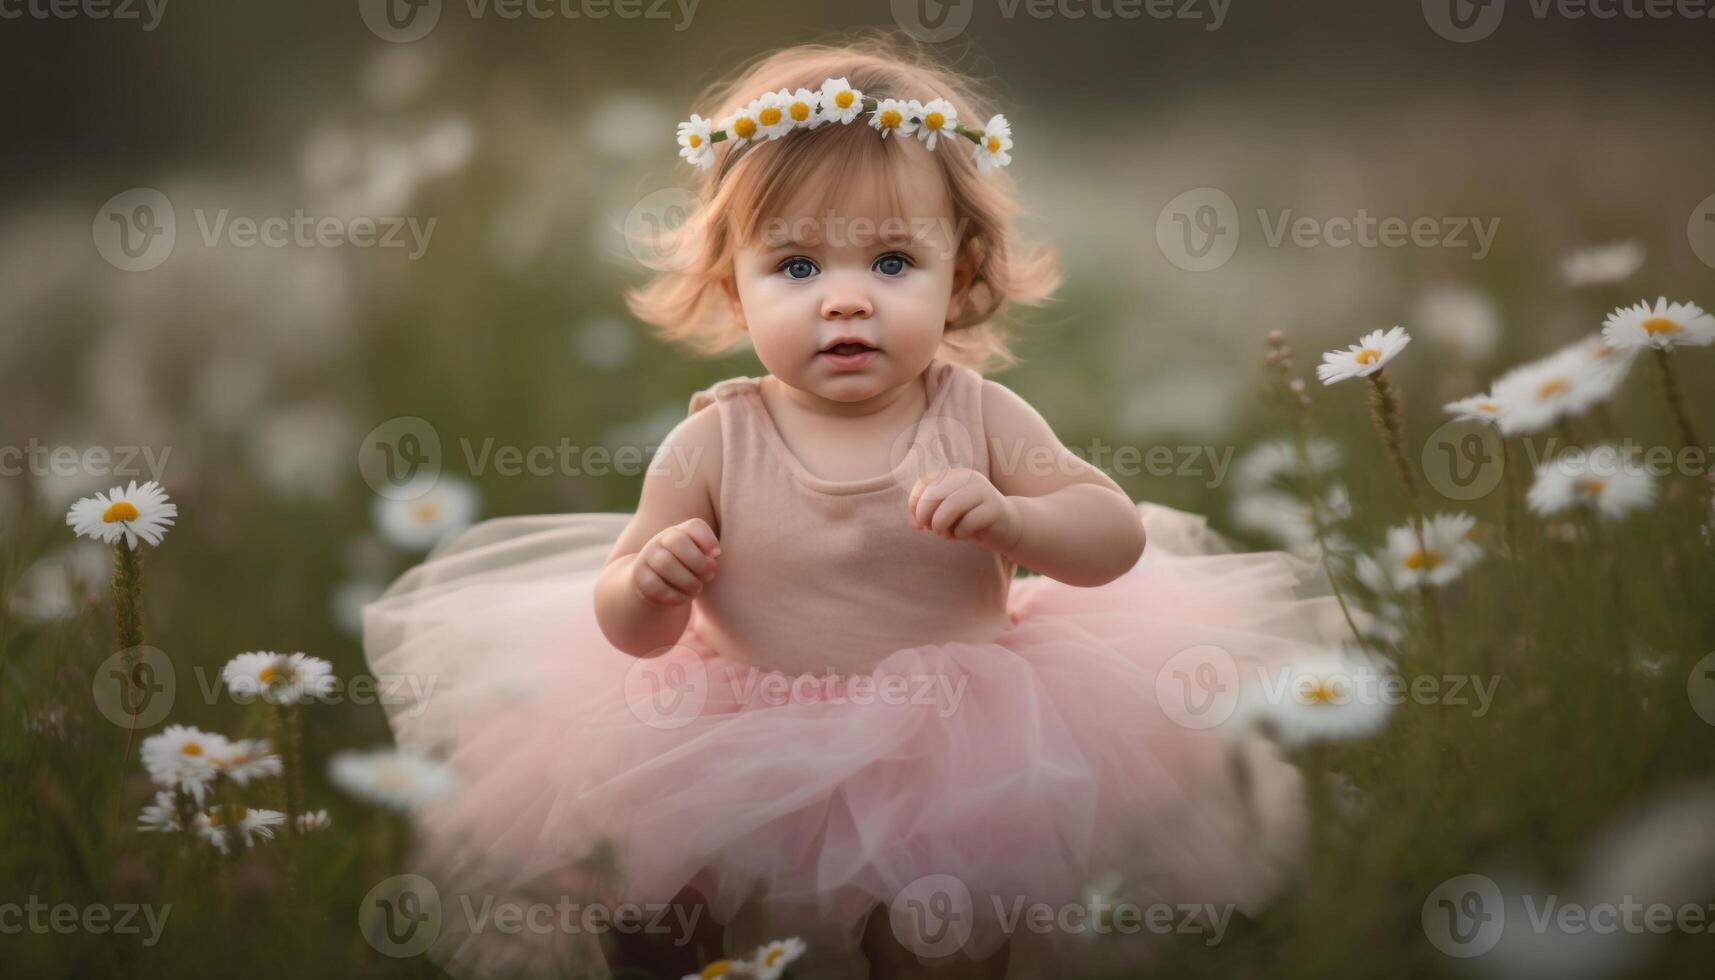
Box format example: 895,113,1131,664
631,518,721,608
907,468,1022,553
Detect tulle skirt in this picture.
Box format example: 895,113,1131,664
362,502,1346,979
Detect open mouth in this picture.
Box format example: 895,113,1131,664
821,341,877,356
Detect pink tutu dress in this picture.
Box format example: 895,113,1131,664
362,357,1345,979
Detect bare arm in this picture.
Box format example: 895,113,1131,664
981,380,1145,587
592,403,723,658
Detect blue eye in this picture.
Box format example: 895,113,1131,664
873,253,910,277
780,257,819,280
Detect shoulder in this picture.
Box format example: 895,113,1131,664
648,388,726,526
976,374,1055,439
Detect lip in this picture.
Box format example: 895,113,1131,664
819,335,878,354
819,348,879,370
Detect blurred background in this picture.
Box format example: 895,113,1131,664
4,1,1715,978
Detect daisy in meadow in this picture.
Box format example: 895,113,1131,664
817,77,864,124
141,725,228,803
1601,297,1715,351
1415,284,1500,362
750,937,807,980
329,746,456,812
196,804,286,854
912,97,957,151
1233,438,1343,494
1527,445,1658,522
1235,648,1395,748
1490,346,1609,436
868,97,916,140
972,114,1012,172
137,790,183,834
296,809,333,833
1559,333,1637,404
1561,240,1644,288
682,960,752,979
1443,393,1507,424
373,475,479,551
1381,512,1482,590
209,738,283,786
676,114,714,169
1232,485,1352,553
222,651,338,705
66,479,176,549
1316,326,1410,385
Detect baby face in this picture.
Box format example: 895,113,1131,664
730,144,966,405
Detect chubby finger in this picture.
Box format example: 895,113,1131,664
948,500,1001,540
633,564,690,606
661,528,718,580
929,490,978,536
643,545,703,595
678,518,722,557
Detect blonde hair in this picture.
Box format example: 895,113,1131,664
625,33,1059,374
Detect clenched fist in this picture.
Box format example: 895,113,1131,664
907,468,1022,553
630,518,721,608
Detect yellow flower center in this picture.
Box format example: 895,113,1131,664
765,948,785,966
1304,681,1337,703
1537,378,1568,399
758,106,782,127
700,960,734,978
687,134,702,147
414,501,440,523
1642,316,1679,335
985,135,1001,152
1355,348,1381,365
878,109,902,129
789,101,811,122
1578,477,1606,495
834,90,854,109
103,501,140,523
181,741,203,756
1403,549,1442,570
259,665,282,683
1477,401,1499,413
731,117,756,140
923,111,944,130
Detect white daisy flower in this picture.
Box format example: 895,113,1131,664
1233,438,1343,494
680,959,752,979
750,937,807,980
1232,485,1350,551
972,114,1012,172
817,77,863,125
297,809,333,833
867,98,916,140
1560,333,1637,403
781,88,820,129
196,805,286,854
1561,240,1644,287
1443,393,1507,424
141,725,228,803
676,114,714,169
373,475,479,552
913,97,957,151
65,479,177,549
7,542,109,624
1415,285,1500,362
1601,297,1715,351
1490,347,1608,436
1315,326,1411,385
1236,648,1396,747
137,791,182,833
222,651,338,705
1382,512,1482,590
209,738,284,785
723,100,763,144
753,90,793,141
328,747,457,812
1527,445,1658,522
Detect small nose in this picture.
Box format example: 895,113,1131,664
820,291,873,321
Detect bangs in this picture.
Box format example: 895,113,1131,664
722,120,915,249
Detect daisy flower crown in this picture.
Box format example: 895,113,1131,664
676,76,1014,173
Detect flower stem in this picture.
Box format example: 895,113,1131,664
1365,371,1446,658
273,702,305,834
1653,348,1701,450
